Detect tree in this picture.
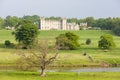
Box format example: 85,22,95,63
113,26,120,36
85,17,95,27
4,40,15,48
105,17,114,30
16,41,58,76
13,20,38,48
86,38,91,45
56,32,80,50
112,18,120,36
98,34,115,49
4,16,20,28
22,15,40,27
0,17,4,29
4,40,11,48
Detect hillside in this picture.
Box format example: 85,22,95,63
0,30,120,67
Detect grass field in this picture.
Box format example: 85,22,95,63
0,30,120,67
0,71,120,80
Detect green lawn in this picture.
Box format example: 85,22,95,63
0,71,120,80
0,30,120,67
0,30,15,43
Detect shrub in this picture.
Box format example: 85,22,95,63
98,34,115,49
56,32,80,50
4,40,14,48
113,26,120,36
86,38,91,45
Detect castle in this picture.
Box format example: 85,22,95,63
39,17,80,30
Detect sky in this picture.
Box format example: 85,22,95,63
0,0,120,18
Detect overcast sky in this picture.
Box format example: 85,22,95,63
0,0,120,18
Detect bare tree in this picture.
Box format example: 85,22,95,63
16,40,59,77
38,41,59,76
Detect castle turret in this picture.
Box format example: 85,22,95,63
61,18,67,30
40,17,45,30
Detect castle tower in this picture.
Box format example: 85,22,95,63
40,17,45,30
61,18,67,30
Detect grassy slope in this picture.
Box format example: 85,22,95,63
0,30,120,66
0,30,15,43
0,71,120,80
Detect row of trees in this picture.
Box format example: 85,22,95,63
0,16,120,30
56,32,116,50
3,17,116,50
9,22,115,50
68,17,120,30
0,15,40,29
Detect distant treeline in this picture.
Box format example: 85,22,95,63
0,15,120,30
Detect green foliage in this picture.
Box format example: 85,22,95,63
1,30,120,67
1,15,120,31
22,15,40,26
4,16,20,27
4,40,15,48
86,38,91,45
113,26,120,36
56,32,80,50
13,20,38,48
45,16,62,20
98,34,115,49
0,17,4,29
85,17,95,27
4,40,11,47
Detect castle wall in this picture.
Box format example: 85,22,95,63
40,17,80,30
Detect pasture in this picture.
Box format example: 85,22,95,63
0,71,120,80
0,30,120,67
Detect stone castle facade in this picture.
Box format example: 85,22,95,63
39,17,80,30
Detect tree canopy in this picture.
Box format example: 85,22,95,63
13,20,38,48
98,34,116,49
0,17,4,29
56,32,80,50
0,15,120,36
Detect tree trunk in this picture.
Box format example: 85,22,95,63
40,67,46,77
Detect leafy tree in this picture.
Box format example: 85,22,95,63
4,40,11,48
22,15,40,26
105,17,114,30
112,18,120,36
0,17,4,29
56,32,80,50
4,16,20,28
86,38,91,45
13,20,38,48
46,16,61,20
4,40,15,48
67,18,78,23
85,17,95,27
98,34,115,49
113,26,120,36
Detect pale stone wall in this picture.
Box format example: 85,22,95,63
40,17,80,30
67,23,79,30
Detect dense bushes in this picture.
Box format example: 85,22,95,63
56,32,80,50
113,27,120,36
86,38,91,45
4,40,14,48
98,34,115,49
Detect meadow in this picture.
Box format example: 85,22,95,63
0,71,120,80
0,30,120,67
